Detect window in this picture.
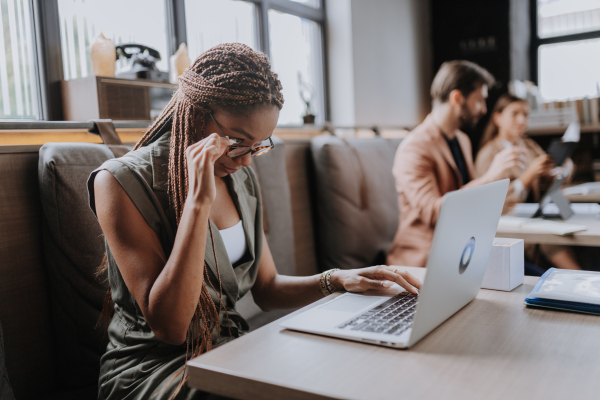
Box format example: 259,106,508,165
289,0,321,9
268,10,324,125
260,0,327,125
0,0,39,119
184,0,258,61
57,0,169,80
533,0,600,101
183,0,327,125
538,0,600,38
538,38,600,100
1,0,327,122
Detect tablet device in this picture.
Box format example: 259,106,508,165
547,139,577,166
513,175,573,220
533,174,573,220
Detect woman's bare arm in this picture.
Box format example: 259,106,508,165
251,233,421,311
95,171,210,345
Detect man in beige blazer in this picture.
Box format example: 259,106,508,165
387,61,525,268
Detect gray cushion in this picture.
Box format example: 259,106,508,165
38,143,128,389
251,136,295,276
237,136,296,323
310,135,402,271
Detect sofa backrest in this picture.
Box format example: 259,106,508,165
38,142,129,390
311,134,402,271
251,136,295,276
236,136,296,320
283,139,320,276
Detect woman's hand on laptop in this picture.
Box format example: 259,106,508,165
330,266,421,294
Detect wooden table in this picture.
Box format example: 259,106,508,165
564,191,600,203
562,182,600,203
496,213,600,246
187,267,600,400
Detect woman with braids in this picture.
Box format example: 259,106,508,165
88,43,421,400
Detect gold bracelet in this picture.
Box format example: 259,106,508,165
326,268,340,293
320,269,341,296
319,270,330,296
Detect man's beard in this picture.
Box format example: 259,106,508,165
458,103,481,130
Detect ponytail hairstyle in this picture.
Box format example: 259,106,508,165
480,93,528,150
97,43,283,398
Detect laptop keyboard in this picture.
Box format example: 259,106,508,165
337,292,418,336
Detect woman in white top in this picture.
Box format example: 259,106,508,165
90,43,421,400
475,93,581,271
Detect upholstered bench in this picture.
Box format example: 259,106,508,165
0,127,402,399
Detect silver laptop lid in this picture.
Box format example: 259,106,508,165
407,179,509,347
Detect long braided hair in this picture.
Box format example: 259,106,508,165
97,43,283,397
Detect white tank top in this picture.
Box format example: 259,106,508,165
218,220,247,265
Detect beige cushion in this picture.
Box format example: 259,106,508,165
284,139,320,277
238,136,296,323
251,136,295,276
311,135,402,271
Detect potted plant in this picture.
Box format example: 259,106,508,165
298,72,316,125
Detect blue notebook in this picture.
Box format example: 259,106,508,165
525,268,600,315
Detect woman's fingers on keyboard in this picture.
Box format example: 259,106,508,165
397,270,422,289
385,267,421,292
366,266,419,294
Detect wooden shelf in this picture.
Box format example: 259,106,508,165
0,126,328,146
273,126,325,139
527,124,600,136
0,128,146,146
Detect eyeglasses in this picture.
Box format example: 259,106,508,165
209,113,274,158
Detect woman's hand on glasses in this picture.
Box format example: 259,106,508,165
186,133,236,206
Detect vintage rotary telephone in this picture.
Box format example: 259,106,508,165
115,44,169,82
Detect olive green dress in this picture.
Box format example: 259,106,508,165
88,127,263,400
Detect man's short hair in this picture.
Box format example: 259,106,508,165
430,60,495,104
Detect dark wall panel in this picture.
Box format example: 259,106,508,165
431,0,511,153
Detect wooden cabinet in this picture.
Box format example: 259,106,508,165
61,76,177,121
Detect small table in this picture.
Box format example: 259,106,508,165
564,192,600,203
187,267,600,400
496,213,600,246
563,182,600,203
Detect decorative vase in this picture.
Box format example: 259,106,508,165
170,43,191,84
303,114,316,124
90,33,116,77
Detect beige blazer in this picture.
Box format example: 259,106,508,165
387,115,491,268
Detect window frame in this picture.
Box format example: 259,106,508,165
31,0,328,121
530,0,600,85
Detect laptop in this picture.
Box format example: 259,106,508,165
280,179,509,349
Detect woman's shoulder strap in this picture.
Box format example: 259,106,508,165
87,138,174,243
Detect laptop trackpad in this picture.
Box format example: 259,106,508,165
320,294,383,312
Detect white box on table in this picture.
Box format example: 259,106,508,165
481,237,524,291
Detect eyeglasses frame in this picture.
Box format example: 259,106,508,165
208,112,274,158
